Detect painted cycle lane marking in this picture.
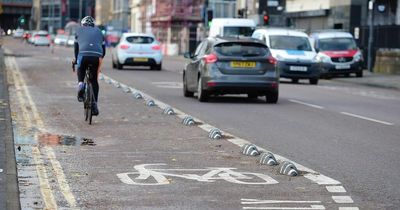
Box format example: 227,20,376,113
117,164,278,185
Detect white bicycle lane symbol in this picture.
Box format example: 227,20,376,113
117,164,279,185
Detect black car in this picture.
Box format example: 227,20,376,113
183,37,279,103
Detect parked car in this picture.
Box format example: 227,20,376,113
54,34,68,45
13,29,24,38
252,28,320,84
112,33,163,70
183,36,279,103
31,31,51,46
209,18,256,38
310,31,363,77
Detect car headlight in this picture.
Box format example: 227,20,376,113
354,52,363,62
316,54,331,63
276,54,284,61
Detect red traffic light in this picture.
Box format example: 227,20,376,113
263,15,269,22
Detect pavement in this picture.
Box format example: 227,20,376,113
165,55,400,90
0,48,20,209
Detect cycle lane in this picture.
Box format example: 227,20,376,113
3,41,361,209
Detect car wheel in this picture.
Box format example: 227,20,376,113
197,77,209,102
183,73,194,97
291,78,299,83
155,63,162,71
116,60,123,70
356,71,363,77
266,91,278,104
309,78,319,85
112,61,116,69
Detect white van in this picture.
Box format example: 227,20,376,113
209,18,256,38
252,28,320,84
310,31,363,77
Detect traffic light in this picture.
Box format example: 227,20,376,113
263,15,269,25
207,9,213,27
18,16,26,26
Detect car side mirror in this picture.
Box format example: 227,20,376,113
183,52,193,59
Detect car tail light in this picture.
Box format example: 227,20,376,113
267,56,277,65
203,53,218,64
47,35,51,40
271,82,278,89
151,45,161,50
207,82,217,87
120,44,130,50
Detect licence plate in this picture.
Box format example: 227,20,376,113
289,66,308,71
230,61,256,68
335,65,350,70
134,58,148,62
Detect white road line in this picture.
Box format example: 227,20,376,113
340,112,394,126
332,196,354,204
326,186,346,193
338,207,359,210
289,99,324,109
242,205,325,210
0,169,3,173
241,199,321,204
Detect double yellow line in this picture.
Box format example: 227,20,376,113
5,49,77,209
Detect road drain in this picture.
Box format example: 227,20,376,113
38,133,96,146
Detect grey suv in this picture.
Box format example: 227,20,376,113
183,37,279,103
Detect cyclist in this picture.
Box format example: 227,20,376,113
72,16,105,116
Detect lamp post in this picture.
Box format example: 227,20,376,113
367,0,375,72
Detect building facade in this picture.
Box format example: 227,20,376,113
236,0,285,26
129,0,142,33
111,0,130,30
95,0,113,26
40,0,95,33
0,0,33,31
285,0,364,33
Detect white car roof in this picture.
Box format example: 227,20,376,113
254,28,309,38
122,32,154,38
211,18,256,26
311,32,354,39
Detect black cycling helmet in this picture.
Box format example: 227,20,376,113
81,16,95,27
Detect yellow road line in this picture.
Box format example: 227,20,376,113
32,146,57,210
7,52,77,208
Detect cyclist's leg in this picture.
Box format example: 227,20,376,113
87,57,100,102
77,55,86,102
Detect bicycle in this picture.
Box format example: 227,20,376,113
72,61,95,125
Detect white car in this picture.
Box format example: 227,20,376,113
252,28,320,84
209,18,256,38
54,34,68,45
66,35,75,47
13,29,24,38
112,33,163,70
31,31,51,46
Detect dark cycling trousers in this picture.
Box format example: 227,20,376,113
78,56,100,102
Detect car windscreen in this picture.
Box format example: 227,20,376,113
126,36,154,44
223,27,255,37
214,42,268,57
269,35,312,51
318,38,357,51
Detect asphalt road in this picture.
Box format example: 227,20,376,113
3,37,400,209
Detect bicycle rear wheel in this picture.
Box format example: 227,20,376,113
84,82,90,121
88,84,94,125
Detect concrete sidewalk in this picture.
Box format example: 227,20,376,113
165,55,400,90
0,49,20,209
332,70,400,90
